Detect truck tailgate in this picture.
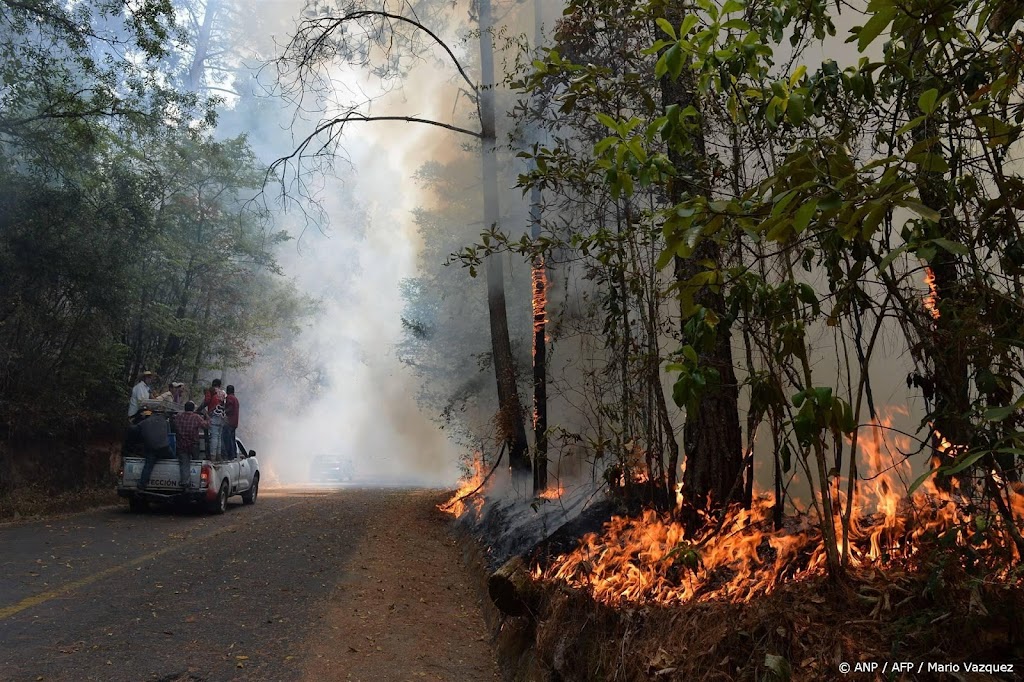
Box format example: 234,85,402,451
121,457,202,490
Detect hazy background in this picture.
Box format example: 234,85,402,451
199,0,929,504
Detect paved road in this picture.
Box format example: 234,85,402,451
0,487,491,682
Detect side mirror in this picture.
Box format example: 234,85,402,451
249,450,256,458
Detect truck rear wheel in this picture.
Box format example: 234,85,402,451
208,480,229,514
242,473,259,505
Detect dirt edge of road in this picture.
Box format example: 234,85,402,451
300,489,502,682
0,485,120,525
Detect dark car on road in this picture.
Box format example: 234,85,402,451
310,454,355,483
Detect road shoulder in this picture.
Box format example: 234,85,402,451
300,489,500,682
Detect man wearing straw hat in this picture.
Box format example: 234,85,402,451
128,370,154,424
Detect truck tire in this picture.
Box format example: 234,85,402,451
128,497,148,513
242,473,259,505
209,480,229,515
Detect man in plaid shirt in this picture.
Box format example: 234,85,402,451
174,401,209,486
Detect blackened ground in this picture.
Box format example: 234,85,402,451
0,488,499,682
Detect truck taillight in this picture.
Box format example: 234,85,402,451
200,465,211,487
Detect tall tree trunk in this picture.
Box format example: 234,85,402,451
909,71,970,482
529,0,548,493
186,0,221,92
658,3,742,513
479,0,530,471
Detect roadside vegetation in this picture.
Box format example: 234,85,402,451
0,0,307,506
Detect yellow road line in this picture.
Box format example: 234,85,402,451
0,500,305,620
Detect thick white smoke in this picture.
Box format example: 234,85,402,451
223,2,480,487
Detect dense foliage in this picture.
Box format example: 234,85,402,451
0,1,303,466
492,0,1024,574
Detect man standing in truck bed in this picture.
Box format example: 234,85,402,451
128,409,173,491
174,401,208,486
199,379,226,459
128,370,153,423
222,385,240,459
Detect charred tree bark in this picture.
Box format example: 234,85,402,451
488,555,541,617
479,0,530,472
910,83,970,483
531,252,548,493
658,3,743,513
530,0,548,494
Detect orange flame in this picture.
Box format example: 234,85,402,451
538,486,565,500
439,455,486,519
532,258,548,337
923,266,940,320
543,413,1019,606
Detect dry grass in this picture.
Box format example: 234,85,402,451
0,484,120,522
492,561,1024,681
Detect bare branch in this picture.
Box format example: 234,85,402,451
283,9,478,95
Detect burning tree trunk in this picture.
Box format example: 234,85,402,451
657,4,743,513
479,0,530,472
914,174,969,482
529,0,548,494
531,251,548,492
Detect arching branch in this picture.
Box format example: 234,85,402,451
266,109,481,206
324,113,481,139
286,10,478,95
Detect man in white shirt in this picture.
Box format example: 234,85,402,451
128,371,154,423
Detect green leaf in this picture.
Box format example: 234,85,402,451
721,0,745,15
722,19,751,30
679,14,700,37
908,468,937,495
596,113,619,131
877,243,909,272
656,17,677,39
789,65,807,87
793,198,817,232
909,152,950,173
857,7,897,52
983,405,1017,421
899,200,941,222
945,449,989,475
917,88,940,115
593,136,617,156
787,93,806,125
665,42,684,80
895,115,926,136
931,238,968,256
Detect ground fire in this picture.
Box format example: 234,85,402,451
542,416,1021,606
439,455,486,519
444,414,1023,608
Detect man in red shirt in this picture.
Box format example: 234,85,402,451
199,379,226,458
222,385,240,459
174,401,209,484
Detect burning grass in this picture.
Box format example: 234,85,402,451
542,417,1023,607
506,563,1024,681
439,455,486,519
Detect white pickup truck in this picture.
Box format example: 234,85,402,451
118,434,260,514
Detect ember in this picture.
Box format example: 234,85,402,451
531,257,548,337
923,265,940,320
